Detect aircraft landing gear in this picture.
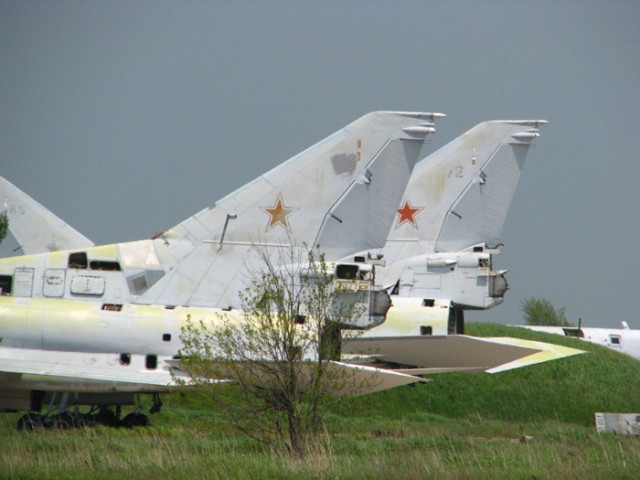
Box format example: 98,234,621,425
16,413,44,432
149,394,163,414
123,412,149,428
51,412,75,430
16,393,163,431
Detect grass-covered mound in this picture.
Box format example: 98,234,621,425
337,323,640,426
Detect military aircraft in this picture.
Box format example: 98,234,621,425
0,111,445,428
519,322,640,361
0,113,582,430
0,176,94,257
341,120,583,372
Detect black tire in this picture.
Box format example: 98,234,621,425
17,413,44,432
75,413,97,428
95,407,121,427
52,412,74,430
122,413,149,429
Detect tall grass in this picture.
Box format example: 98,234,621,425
2,414,639,479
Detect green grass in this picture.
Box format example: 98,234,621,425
343,323,640,426
1,324,640,479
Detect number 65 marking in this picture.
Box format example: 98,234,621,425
8,204,26,215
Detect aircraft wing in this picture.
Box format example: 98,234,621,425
0,347,425,397
342,335,584,374
0,176,94,256
0,347,181,392
325,361,429,395
167,358,427,396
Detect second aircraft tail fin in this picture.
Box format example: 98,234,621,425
0,177,94,257
383,120,546,263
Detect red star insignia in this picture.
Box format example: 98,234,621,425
395,199,423,229
262,194,295,231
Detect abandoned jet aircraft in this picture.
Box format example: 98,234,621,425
0,113,583,430
0,111,445,428
520,322,640,361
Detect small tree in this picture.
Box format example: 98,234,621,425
179,244,367,457
521,297,572,326
0,211,8,244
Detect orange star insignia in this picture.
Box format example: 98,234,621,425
395,199,423,229
262,194,296,231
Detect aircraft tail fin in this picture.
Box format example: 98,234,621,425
0,177,94,256
166,111,444,256
140,112,444,307
385,120,546,259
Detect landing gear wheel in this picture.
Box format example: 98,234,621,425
95,407,121,427
52,412,74,430
17,413,44,432
122,413,149,428
75,413,96,428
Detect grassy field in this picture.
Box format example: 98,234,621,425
1,324,639,479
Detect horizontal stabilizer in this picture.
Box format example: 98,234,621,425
342,334,583,374
482,337,585,373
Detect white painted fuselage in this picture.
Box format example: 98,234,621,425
520,323,640,361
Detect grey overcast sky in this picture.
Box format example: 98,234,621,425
1,1,638,328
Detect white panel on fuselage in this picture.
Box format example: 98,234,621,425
43,269,66,298
70,275,105,296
